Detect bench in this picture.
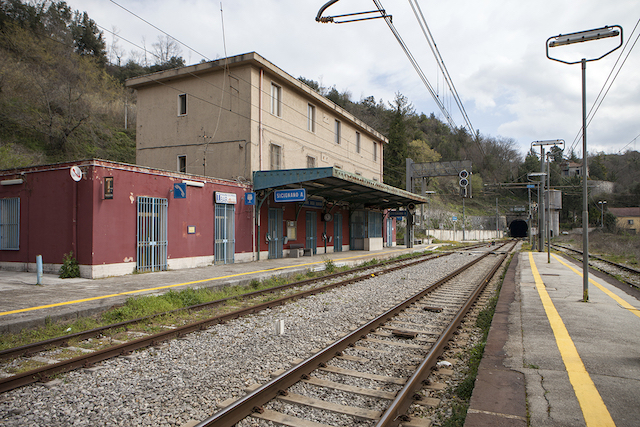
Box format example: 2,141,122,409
289,243,304,258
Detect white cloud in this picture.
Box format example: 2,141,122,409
68,0,640,157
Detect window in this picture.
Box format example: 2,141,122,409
307,156,316,168
178,94,187,115
307,104,316,132
178,155,186,173
629,219,635,225
335,120,341,144
271,83,281,116
270,144,282,170
356,132,361,153
373,141,377,161
0,198,19,250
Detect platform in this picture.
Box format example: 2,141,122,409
467,250,640,427
0,244,440,334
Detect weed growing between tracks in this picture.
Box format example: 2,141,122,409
432,253,513,427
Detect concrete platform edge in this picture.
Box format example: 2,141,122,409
465,252,527,427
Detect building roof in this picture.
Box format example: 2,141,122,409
253,167,426,210
125,52,388,144
608,207,640,217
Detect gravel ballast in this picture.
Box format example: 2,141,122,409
0,251,486,427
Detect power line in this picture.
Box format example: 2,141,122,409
569,18,640,154
107,0,210,61
408,0,475,137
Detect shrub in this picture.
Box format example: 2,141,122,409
59,251,80,278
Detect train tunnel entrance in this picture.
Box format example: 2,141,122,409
509,219,528,238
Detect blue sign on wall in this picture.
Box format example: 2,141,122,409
274,188,306,203
173,183,186,199
244,192,256,205
388,210,407,217
302,199,324,209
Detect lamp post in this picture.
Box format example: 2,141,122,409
531,140,564,252
546,153,551,263
598,200,607,228
547,25,623,302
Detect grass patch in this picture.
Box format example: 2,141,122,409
0,249,434,353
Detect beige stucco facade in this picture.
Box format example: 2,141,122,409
126,52,386,182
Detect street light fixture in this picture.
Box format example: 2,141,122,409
547,25,623,302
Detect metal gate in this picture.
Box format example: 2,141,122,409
306,211,317,255
215,203,235,265
137,196,168,272
333,213,342,252
268,208,283,259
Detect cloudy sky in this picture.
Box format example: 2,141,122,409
67,0,640,158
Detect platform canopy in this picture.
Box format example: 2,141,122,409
253,167,426,210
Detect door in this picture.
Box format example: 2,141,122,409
386,218,393,247
215,203,235,265
268,208,283,259
350,210,365,250
306,211,317,255
137,196,168,272
333,213,342,252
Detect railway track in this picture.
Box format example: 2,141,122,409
195,241,515,427
551,244,640,288
0,243,492,394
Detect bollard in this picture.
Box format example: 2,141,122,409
274,319,285,335
36,255,43,285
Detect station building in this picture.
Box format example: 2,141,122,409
126,52,425,261
0,53,424,278
0,160,252,278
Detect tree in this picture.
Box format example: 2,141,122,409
384,92,414,189
589,153,607,180
152,35,182,65
518,149,541,181
71,11,106,65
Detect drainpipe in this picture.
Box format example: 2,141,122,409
259,68,264,171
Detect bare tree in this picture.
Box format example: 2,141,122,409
152,35,182,65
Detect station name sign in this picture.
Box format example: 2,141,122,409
274,188,306,203
215,192,237,204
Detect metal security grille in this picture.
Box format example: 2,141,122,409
368,211,382,238
215,203,235,265
268,208,283,259
350,210,365,250
0,198,19,250
137,197,168,272
333,213,342,252
305,211,317,255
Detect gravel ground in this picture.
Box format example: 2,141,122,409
0,251,485,427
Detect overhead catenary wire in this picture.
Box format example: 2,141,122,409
369,0,458,130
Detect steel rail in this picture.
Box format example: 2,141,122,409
376,241,515,426
194,243,509,427
551,243,640,288
0,249,454,362
0,251,458,394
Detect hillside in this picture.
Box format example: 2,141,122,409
1,0,637,228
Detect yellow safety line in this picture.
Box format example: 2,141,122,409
0,247,427,317
552,254,640,319
528,252,615,427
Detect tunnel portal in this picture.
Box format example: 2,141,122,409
509,219,528,238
